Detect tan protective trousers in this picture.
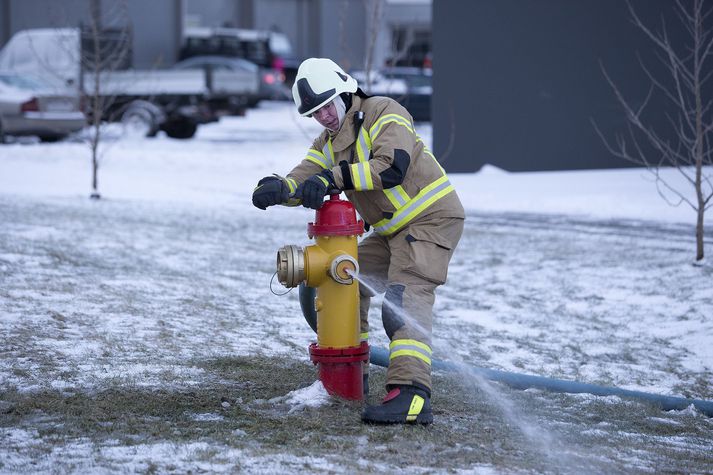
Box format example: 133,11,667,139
358,215,464,392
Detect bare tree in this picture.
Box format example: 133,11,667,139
363,0,384,93
596,0,713,262
388,27,416,67
82,0,131,199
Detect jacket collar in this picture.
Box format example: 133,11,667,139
330,95,366,153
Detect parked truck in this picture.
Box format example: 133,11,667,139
0,28,259,139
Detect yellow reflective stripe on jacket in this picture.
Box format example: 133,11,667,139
389,339,432,365
384,185,410,208
283,177,302,206
369,113,414,141
306,149,331,169
323,141,335,166
373,175,454,236
285,177,298,194
355,126,372,162
350,162,374,190
360,332,369,341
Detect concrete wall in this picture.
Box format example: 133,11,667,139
184,0,428,72
317,0,366,70
0,0,429,85
433,0,687,172
254,0,316,60
0,0,183,69
185,0,239,28
1,0,89,33
124,0,183,68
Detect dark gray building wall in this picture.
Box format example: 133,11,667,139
433,0,686,172
254,0,299,45
185,0,240,28
125,0,183,68
253,0,314,60
1,0,12,45
183,0,427,72
318,0,366,70
2,0,88,32
252,0,366,70
0,0,183,69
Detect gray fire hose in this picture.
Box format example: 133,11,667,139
298,285,713,417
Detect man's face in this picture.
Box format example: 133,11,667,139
313,100,339,131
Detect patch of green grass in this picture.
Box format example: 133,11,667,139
2,355,713,473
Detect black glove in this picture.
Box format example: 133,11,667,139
252,176,289,210
294,169,337,210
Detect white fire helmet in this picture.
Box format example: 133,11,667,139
292,58,358,117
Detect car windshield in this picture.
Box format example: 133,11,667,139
0,73,47,90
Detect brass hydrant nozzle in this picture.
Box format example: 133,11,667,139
329,254,358,285
276,245,305,287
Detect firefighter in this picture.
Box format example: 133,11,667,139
252,58,464,424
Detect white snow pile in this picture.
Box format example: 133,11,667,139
268,380,332,413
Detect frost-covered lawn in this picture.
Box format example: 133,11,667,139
1,102,712,473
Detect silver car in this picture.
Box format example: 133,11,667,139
0,72,86,142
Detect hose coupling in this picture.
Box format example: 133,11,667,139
276,245,305,287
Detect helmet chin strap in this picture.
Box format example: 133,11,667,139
330,96,347,132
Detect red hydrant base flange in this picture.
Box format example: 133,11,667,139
309,341,369,401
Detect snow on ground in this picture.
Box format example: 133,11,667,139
0,101,703,224
1,101,712,473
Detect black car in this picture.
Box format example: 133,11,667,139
351,68,432,122
380,67,432,122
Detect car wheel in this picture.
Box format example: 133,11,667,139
162,119,197,139
121,102,161,138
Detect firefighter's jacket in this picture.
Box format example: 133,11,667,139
285,95,464,236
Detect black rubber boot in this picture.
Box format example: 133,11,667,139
361,384,432,425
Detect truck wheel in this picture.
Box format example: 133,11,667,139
162,119,197,139
121,102,161,138
39,135,63,142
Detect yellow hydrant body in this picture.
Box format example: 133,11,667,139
304,235,360,349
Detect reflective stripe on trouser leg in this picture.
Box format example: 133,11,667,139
384,282,436,391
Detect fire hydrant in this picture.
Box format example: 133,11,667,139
276,193,369,400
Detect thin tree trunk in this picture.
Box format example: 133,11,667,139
694,0,705,260
697,207,704,261
90,0,102,199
